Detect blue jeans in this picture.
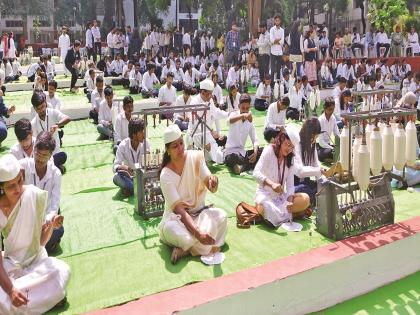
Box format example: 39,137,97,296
97,124,113,138
294,177,317,207
45,226,64,254
0,121,7,143
113,172,134,195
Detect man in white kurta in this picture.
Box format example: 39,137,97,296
0,155,70,314
188,80,228,162
58,28,71,77
159,126,227,257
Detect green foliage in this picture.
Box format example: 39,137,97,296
367,0,409,34
0,0,49,16
404,13,420,34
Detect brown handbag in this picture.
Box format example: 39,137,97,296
236,202,263,229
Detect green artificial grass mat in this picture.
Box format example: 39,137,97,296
0,108,419,314
315,271,420,315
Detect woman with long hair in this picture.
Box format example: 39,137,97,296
253,130,310,227
286,118,322,207
303,29,318,86
0,154,69,313
158,124,227,264
226,84,241,112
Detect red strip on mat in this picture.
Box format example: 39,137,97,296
87,217,420,315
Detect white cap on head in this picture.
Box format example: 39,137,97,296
200,79,214,92
163,124,182,145
0,154,21,182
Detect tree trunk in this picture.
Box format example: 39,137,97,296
360,1,366,34
103,0,115,34
309,0,315,24
23,15,29,43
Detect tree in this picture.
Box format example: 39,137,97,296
368,0,409,34
355,0,366,34
0,0,50,41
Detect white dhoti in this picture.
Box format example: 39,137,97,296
160,208,227,256
0,185,70,314
60,52,68,75
159,150,228,256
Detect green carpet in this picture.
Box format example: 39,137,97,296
0,104,419,314
316,271,420,315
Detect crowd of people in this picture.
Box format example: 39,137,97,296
0,13,419,314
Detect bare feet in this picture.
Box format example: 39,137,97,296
210,246,220,254
171,247,189,264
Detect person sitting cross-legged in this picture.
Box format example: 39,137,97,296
158,124,228,264
0,154,70,314
113,119,151,197
114,95,133,154
19,131,65,254
141,62,159,98
224,93,262,174
97,86,116,139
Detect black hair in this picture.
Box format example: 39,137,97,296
48,80,57,89
273,131,294,168
299,118,321,166
339,90,352,110
281,96,290,107
302,75,308,82
104,86,113,97
74,40,81,47
14,118,32,141
89,69,95,75
167,71,174,78
96,76,104,84
339,77,347,84
35,131,56,153
228,84,238,109
31,91,46,108
324,96,335,110
128,119,144,138
183,85,193,95
123,95,134,107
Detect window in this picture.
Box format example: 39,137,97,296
5,20,23,27
179,0,198,14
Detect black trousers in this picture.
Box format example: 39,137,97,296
89,109,98,124
377,43,390,57
254,98,269,111
224,148,263,173
93,42,101,62
258,54,270,80
270,54,283,82
286,107,299,121
317,144,333,162
66,67,78,89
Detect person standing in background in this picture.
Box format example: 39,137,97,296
58,27,71,77
256,23,270,81
91,20,102,62
225,22,240,65
269,14,285,85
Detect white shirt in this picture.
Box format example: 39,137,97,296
160,65,172,82
111,59,125,75
341,65,355,81
226,93,241,113
98,99,113,125
45,93,62,110
58,34,70,54
286,125,321,179
113,138,151,172
351,33,361,44
27,63,40,77
212,84,224,107
129,70,142,88
122,65,132,79
141,71,159,91
255,83,272,100
224,110,259,157
20,158,61,221
158,84,177,105
174,94,191,120
114,112,130,144
86,77,96,92
31,108,67,155
226,67,239,88
91,88,105,111
173,67,184,83
86,28,93,48
269,26,285,55
288,86,303,111
257,31,270,55
376,32,389,44
184,68,200,86
265,102,286,129
318,113,340,150
0,68,4,85
92,26,101,42
1,62,12,77
113,34,125,49
10,137,36,160
107,32,114,48
182,33,191,46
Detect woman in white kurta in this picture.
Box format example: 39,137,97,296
0,154,70,314
7,33,16,59
159,125,227,264
253,131,310,227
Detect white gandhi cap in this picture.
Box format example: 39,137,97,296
199,79,214,92
163,124,182,145
0,154,21,182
